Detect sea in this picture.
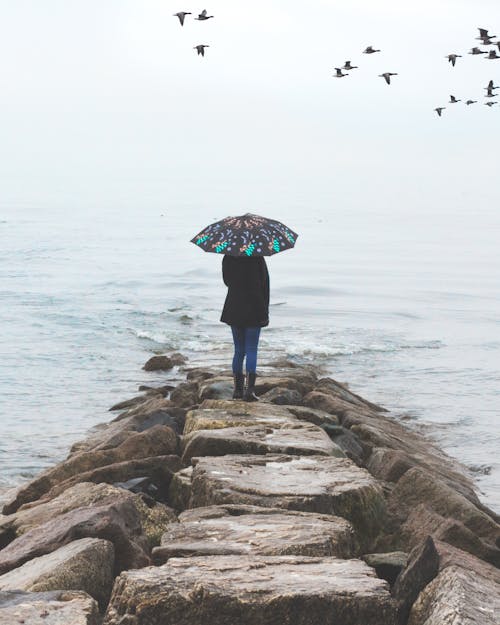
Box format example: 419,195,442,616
1,201,499,512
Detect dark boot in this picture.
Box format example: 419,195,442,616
232,373,245,399
243,372,259,402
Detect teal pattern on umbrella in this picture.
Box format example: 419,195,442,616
190,213,298,257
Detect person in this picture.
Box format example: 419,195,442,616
220,254,270,401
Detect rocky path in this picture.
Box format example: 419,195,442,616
0,357,498,624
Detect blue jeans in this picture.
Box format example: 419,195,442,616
231,326,261,374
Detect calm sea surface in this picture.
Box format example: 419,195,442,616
1,202,499,511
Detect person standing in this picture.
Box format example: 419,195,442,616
220,255,269,401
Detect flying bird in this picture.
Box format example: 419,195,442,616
434,107,445,117
484,101,497,107
465,100,477,105
485,80,499,91
477,28,496,41
342,61,358,70
194,44,210,56
195,9,214,20
485,50,500,60
363,46,380,54
446,54,462,67
333,68,348,77
469,47,486,55
173,11,191,26
379,72,398,85
449,95,461,103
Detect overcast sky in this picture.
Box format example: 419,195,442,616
0,0,499,219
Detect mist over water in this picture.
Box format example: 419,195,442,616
1,200,499,511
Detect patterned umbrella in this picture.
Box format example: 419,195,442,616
190,213,298,257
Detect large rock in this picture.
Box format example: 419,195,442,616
169,381,199,407
143,355,174,371
407,564,500,625
314,377,387,413
0,482,176,551
388,467,500,546
189,454,387,550
302,391,375,421
2,426,178,513
259,386,303,405
168,467,193,511
104,555,397,625
181,422,344,463
69,397,184,456
184,403,298,435
17,455,182,509
0,589,100,625
0,498,150,576
397,503,500,567
285,405,340,427
152,505,357,563
393,536,500,624
0,538,114,610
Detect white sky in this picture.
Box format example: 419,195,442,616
0,0,499,217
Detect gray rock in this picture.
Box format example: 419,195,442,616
2,426,178,513
0,498,150,576
198,379,234,401
181,423,344,463
152,505,357,562
362,551,408,586
168,467,193,512
169,382,199,407
259,386,303,405
189,454,387,550
0,537,114,610
314,377,388,413
104,555,397,625
285,405,340,427
0,589,100,625
143,355,174,371
407,564,500,625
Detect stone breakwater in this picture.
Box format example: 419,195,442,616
0,357,499,624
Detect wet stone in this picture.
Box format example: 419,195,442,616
184,404,298,435
189,454,387,551
181,422,344,463
104,555,397,625
152,505,357,563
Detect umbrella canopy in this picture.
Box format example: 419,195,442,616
190,213,298,257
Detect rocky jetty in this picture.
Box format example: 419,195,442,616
0,356,498,624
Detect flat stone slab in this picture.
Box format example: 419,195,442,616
104,555,397,625
0,538,114,609
189,454,386,550
0,589,100,625
152,505,356,562
181,422,344,462
184,405,298,435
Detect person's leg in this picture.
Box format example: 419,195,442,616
243,326,261,401
230,326,245,399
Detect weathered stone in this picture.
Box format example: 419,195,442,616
0,589,100,625
168,467,193,512
104,555,397,625
0,498,150,576
2,426,178,512
329,427,366,465
184,403,297,435
302,391,373,420
388,467,500,546
143,355,174,371
169,381,199,407
394,537,500,624
69,397,184,455
362,551,408,586
260,386,303,405
407,565,500,625
314,377,388,413
181,422,344,463
0,538,114,610
152,505,357,562
189,454,387,550
109,393,160,412
198,378,233,401
367,448,415,482
254,375,314,396
27,455,182,507
397,504,500,567
285,405,339,427
185,367,218,382
137,383,174,394
169,352,188,366
130,496,177,548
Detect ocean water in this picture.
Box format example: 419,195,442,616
1,202,499,512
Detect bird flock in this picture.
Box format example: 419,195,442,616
332,27,499,115
173,9,213,56
173,15,499,116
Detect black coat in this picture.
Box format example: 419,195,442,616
220,255,270,328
